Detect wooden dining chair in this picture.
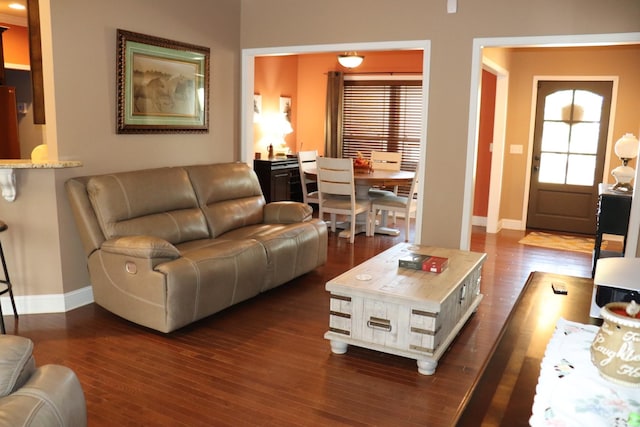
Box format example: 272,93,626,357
369,150,402,197
297,150,319,205
369,167,419,242
316,157,371,243
369,151,403,223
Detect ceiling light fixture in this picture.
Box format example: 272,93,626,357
337,52,364,68
8,3,26,10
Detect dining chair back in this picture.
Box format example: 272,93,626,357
369,151,403,224
369,151,402,198
316,157,371,243
297,150,319,205
370,151,402,171
369,167,419,242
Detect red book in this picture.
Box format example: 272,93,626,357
422,256,449,273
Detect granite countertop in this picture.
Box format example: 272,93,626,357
0,160,82,169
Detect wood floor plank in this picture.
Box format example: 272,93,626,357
2,224,591,426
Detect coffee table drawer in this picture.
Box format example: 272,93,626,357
352,299,403,347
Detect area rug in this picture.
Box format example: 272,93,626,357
518,231,613,254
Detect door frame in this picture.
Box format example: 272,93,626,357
465,32,640,251
521,76,619,231
241,40,431,245
481,58,508,234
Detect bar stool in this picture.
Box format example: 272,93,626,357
0,220,18,334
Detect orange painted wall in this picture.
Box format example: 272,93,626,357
254,50,423,157
253,56,298,157
473,69,496,217
0,23,30,67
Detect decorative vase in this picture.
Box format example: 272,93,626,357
590,301,640,387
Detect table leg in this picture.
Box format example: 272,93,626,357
338,212,368,239
329,340,348,354
372,209,401,236
417,359,437,375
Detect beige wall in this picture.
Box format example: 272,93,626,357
1,0,240,311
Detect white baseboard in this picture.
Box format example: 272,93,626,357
1,285,94,315
501,219,524,230
472,216,487,227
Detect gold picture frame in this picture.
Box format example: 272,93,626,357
116,29,210,134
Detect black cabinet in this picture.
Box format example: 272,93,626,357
253,158,303,203
592,183,632,277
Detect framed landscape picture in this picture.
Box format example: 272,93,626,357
116,29,210,134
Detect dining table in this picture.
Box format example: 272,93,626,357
304,167,415,238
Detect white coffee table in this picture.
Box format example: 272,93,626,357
324,242,486,375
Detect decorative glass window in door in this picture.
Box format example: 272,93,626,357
538,89,604,186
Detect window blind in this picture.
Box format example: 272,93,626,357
342,79,423,196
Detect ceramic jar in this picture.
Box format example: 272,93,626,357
590,301,640,387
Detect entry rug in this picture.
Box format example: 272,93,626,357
530,318,640,427
519,231,603,254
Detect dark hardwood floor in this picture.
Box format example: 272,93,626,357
3,224,592,426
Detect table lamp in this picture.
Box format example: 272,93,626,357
611,133,639,192
260,112,293,158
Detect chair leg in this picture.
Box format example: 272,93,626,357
0,301,5,334
0,242,17,318
0,240,17,335
349,214,356,243
405,215,411,242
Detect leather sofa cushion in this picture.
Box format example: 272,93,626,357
186,163,266,238
0,336,36,397
87,167,210,244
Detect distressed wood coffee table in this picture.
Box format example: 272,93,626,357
324,242,486,375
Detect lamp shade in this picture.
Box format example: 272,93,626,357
614,133,639,160
338,52,364,68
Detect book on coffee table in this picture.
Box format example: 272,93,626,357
398,253,430,270
398,254,449,273
422,256,448,273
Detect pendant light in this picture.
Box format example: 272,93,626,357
337,52,364,68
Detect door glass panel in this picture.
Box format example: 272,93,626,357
569,122,600,154
574,90,603,122
538,88,604,186
539,153,567,184
566,154,596,185
543,90,573,121
541,122,569,152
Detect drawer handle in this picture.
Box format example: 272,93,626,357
459,283,467,304
367,317,392,332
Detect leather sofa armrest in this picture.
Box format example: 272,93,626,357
101,236,180,260
264,202,313,224
0,365,87,427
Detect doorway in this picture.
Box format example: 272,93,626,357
242,40,431,245
526,80,613,234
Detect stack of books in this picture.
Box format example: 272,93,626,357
398,253,449,273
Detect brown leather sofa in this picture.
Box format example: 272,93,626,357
66,162,328,333
0,335,86,427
